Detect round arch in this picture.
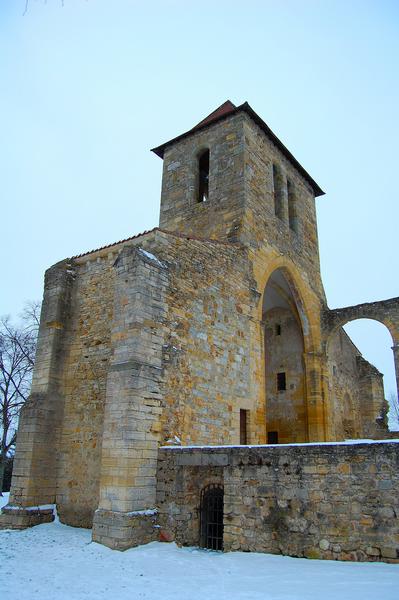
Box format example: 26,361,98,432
322,297,399,351
325,316,395,357
325,316,398,439
322,297,399,437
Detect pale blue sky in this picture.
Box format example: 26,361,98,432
0,0,398,404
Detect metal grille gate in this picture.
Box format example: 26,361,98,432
200,484,224,551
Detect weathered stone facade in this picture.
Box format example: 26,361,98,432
157,442,399,563
2,100,398,559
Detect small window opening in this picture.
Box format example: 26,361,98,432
267,431,279,444
240,409,248,444
287,179,298,233
272,163,283,219
277,372,286,391
200,484,224,551
275,324,281,336
198,149,210,203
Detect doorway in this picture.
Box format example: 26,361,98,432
200,484,224,550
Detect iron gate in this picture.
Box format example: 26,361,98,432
200,484,224,550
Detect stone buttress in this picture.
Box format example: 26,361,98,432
1,261,74,527
92,245,168,549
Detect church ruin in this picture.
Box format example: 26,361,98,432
2,101,399,561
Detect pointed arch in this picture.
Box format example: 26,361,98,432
256,257,320,354
253,256,325,442
261,267,310,443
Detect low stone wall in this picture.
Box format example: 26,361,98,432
156,441,399,563
0,505,54,530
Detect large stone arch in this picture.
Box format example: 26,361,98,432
322,297,399,404
322,297,399,346
256,257,326,442
256,256,320,354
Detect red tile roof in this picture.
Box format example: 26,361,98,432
72,228,159,259
72,227,238,260
191,100,236,131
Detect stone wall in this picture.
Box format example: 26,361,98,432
157,442,399,563
242,115,325,302
159,113,246,243
264,306,307,443
327,328,364,439
357,356,389,438
158,234,255,446
56,253,115,527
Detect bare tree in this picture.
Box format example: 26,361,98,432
0,302,40,493
388,391,399,431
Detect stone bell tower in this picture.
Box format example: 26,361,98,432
152,101,330,447
152,100,324,270
152,100,246,242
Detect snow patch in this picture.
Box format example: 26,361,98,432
0,492,9,510
165,435,182,446
0,517,398,600
126,508,158,517
161,439,399,450
137,248,166,268
2,503,55,512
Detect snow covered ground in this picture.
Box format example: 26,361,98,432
1,492,398,600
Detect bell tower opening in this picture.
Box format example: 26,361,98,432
263,269,308,443
153,100,324,245
198,149,210,203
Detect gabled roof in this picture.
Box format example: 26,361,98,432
191,100,236,130
71,226,238,260
151,100,324,197
72,228,159,259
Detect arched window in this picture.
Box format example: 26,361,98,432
272,163,283,219
198,149,210,203
287,179,298,233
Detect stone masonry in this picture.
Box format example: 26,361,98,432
2,100,398,559
157,442,399,563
